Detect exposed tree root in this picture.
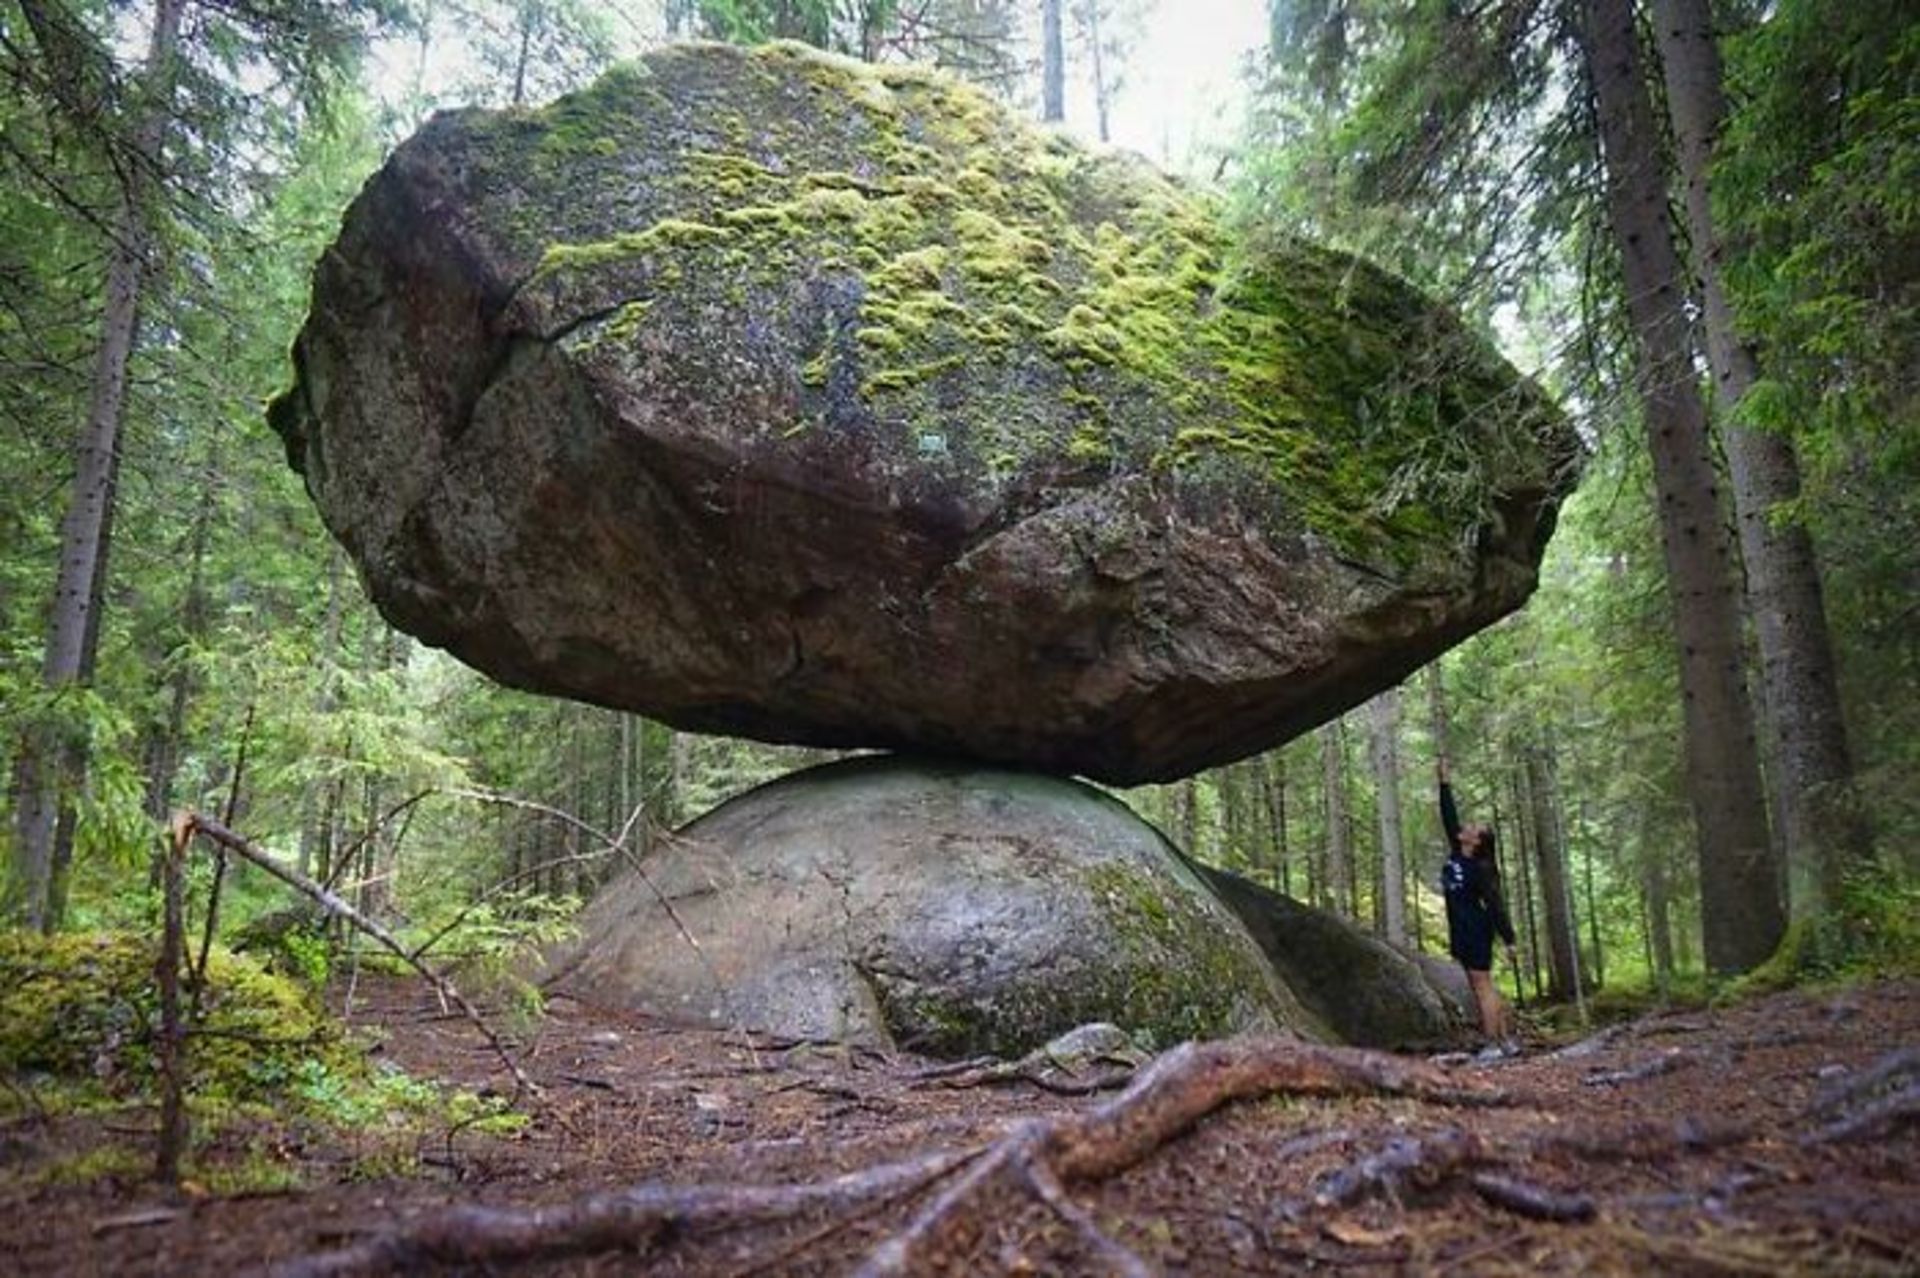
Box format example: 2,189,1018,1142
274,1036,1505,1277
269,1148,974,1278
1804,1080,1920,1145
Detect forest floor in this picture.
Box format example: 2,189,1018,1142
3,974,1917,1276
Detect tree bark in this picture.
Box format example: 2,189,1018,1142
1081,1,1111,142
1263,750,1290,896
1179,776,1200,857
1581,802,1606,988
1503,767,1542,1002
1526,745,1579,1001
9,0,186,931
1042,0,1066,122
1579,0,1783,974
1320,718,1353,919
1651,0,1871,923
1366,690,1408,946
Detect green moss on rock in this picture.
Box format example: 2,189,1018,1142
0,931,354,1108
443,40,1561,565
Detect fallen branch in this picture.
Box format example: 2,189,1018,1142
1470,1172,1596,1221
178,812,537,1098
446,788,707,969
1309,1128,1485,1210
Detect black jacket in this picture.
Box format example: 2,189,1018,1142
1439,781,1517,952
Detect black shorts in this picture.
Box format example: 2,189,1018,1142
1450,926,1494,972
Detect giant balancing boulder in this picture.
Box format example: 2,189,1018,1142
271,41,1577,784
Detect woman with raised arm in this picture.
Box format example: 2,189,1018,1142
1438,756,1520,1057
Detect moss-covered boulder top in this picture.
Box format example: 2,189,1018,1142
272,41,1577,784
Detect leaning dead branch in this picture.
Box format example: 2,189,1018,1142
178,812,538,1098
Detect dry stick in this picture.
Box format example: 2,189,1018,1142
1309,1129,1484,1210
447,788,707,964
408,848,614,963
190,703,254,1023
268,1146,977,1278
1470,1172,1597,1222
178,812,538,1099
154,815,190,1186
319,789,436,898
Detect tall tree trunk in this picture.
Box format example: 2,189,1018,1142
1082,1,1112,142
1263,751,1291,895
1501,773,1542,1002
1527,744,1579,1001
9,0,186,931
1366,690,1408,946
667,729,693,827
1641,811,1675,996
1042,0,1065,122
1179,776,1200,856
1581,801,1606,988
1579,0,1783,974
511,2,536,107
1219,764,1245,872
1320,719,1352,919
140,481,213,822
298,548,348,879
1651,0,1872,924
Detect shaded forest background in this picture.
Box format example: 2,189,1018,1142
2,0,1915,1007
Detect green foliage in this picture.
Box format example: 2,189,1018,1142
0,926,530,1156
0,930,352,1107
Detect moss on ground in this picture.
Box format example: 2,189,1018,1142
0,931,352,1106
0,931,522,1138
447,39,1564,565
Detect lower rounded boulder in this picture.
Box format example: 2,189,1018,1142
539,756,1311,1056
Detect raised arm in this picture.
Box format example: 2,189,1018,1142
1438,758,1462,853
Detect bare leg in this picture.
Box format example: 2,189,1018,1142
1465,969,1506,1041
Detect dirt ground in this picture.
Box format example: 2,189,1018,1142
3,975,1917,1276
